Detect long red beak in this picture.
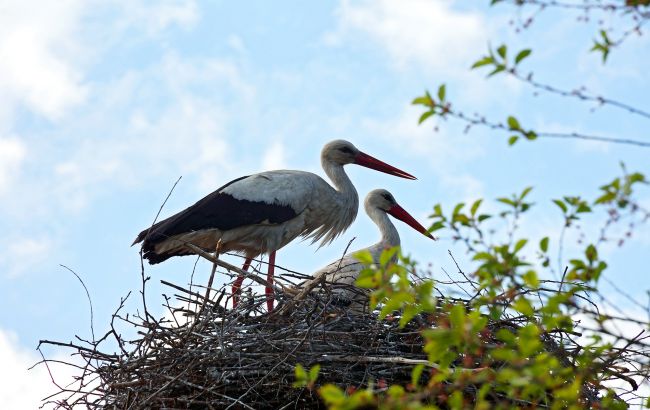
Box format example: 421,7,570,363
388,204,436,240
354,152,416,180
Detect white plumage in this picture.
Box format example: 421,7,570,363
296,189,434,312
133,140,416,311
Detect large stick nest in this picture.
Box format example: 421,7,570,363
37,251,642,409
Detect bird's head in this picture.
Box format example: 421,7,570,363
321,139,360,165
366,189,436,240
321,140,416,180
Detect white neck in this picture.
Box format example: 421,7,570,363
312,158,359,246
366,205,400,248
322,158,359,213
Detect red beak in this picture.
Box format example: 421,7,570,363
354,152,416,180
387,204,436,240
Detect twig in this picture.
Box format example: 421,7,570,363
60,264,95,342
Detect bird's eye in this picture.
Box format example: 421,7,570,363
339,146,354,154
382,193,393,202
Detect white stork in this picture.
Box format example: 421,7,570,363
296,189,434,311
132,140,416,312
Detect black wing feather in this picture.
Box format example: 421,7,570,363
134,175,298,253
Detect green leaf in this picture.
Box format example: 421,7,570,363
570,258,586,269
513,238,528,253
454,213,470,225
400,304,419,327
411,363,425,387
387,385,405,399
380,246,399,267
496,328,515,343
514,48,532,64
496,44,507,59
512,296,535,317
429,220,445,232
470,199,482,216
591,40,610,63
473,252,493,261
508,135,518,145
319,384,346,405
437,84,446,101
576,203,592,213
525,130,537,140
477,214,492,222
449,391,464,408
553,199,568,213
487,65,506,77
594,191,616,204
379,296,408,319
293,364,307,387
308,364,321,383
585,244,598,263
628,172,647,184
471,56,494,69
507,116,520,130
295,364,306,379
452,202,465,216
517,324,541,355
418,110,434,124
353,249,374,265
497,197,516,207
355,269,377,288
539,237,549,252
449,303,466,331
520,186,533,200
411,95,432,106
523,270,540,288
417,280,434,301
600,29,611,44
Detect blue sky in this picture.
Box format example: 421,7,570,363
1,1,649,407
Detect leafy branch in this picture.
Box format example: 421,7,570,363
472,44,650,121
308,169,650,408
492,0,649,62
412,84,650,147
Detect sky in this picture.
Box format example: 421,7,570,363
1,0,649,407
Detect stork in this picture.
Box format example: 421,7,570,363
132,140,416,312
296,189,434,311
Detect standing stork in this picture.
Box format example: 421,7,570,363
132,140,416,311
295,189,435,311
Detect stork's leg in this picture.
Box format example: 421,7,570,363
266,251,276,312
232,257,252,308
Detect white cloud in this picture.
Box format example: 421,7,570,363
363,105,483,164
227,34,247,54
118,0,199,35
261,140,287,170
0,0,200,123
361,105,485,199
438,173,485,203
0,329,76,409
0,0,89,121
39,52,255,212
327,0,486,73
0,236,53,278
0,137,27,196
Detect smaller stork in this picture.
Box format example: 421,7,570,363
296,189,435,311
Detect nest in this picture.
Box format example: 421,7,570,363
37,249,644,409
39,279,431,407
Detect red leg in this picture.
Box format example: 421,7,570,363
266,251,276,312
232,257,252,308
